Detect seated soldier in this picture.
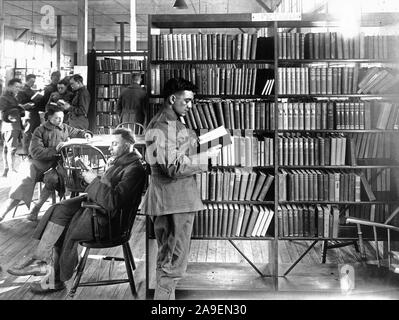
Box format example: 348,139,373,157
0,105,92,222
7,128,147,294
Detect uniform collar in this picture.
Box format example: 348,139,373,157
43,121,64,131
162,105,180,121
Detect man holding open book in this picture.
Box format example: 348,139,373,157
141,78,222,300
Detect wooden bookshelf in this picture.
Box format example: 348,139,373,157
87,50,148,133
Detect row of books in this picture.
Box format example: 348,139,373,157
150,64,272,96
192,204,274,238
184,100,260,131
279,169,367,202
97,85,123,99
357,67,399,94
183,100,376,131
349,133,392,160
280,32,399,60
279,66,362,95
276,101,371,130
96,58,145,71
151,33,258,61
278,204,340,238
348,204,394,225
363,168,391,195
207,134,274,167
195,169,274,202
96,73,144,85
95,113,119,127
277,135,351,166
96,99,117,113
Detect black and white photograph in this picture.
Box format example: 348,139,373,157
0,0,398,313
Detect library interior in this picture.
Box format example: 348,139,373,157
0,0,398,301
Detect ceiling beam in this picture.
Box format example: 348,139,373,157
255,0,273,13
14,27,29,41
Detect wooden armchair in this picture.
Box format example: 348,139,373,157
116,122,145,136
345,206,399,272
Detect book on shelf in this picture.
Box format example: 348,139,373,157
198,125,232,148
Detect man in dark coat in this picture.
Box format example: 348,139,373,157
62,74,90,129
116,73,147,125
141,78,221,299
7,128,147,294
0,105,91,222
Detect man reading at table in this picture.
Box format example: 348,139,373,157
0,105,91,222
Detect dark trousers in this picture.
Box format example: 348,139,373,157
152,212,195,300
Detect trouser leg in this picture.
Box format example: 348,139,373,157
22,131,32,155
152,212,195,300
33,221,65,262
28,186,54,221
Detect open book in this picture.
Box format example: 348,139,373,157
198,126,232,147
31,91,43,102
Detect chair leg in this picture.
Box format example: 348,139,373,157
68,247,90,298
125,242,136,270
353,240,360,253
321,240,328,263
122,243,137,297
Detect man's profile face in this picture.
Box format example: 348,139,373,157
109,134,129,158
57,84,67,94
10,82,22,95
26,77,35,88
171,90,194,117
48,111,64,126
70,79,81,91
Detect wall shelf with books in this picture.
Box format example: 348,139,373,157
87,50,148,133
145,13,399,295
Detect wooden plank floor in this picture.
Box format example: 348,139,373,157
1,155,399,299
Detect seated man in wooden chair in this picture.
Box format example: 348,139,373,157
0,105,92,222
7,128,147,294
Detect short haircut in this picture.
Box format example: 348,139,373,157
132,73,142,82
7,78,22,87
113,128,135,145
26,74,36,81
46,104,65,116
51,71,61,79
162,77,197,99
71,74,83,83
58,77,70,86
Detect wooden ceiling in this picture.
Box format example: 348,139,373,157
2,0,272,46
2,0,399,49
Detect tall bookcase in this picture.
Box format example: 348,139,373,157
145,13,399,296
87,50,148,133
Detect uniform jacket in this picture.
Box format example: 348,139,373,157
116,83,146,125
17,85,41,133
8,121,88,206
141,106,207,216
68,86,90,129
33,149,148,281
0,90,23,132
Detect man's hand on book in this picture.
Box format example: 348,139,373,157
21,102,35,110
206,144,222,159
